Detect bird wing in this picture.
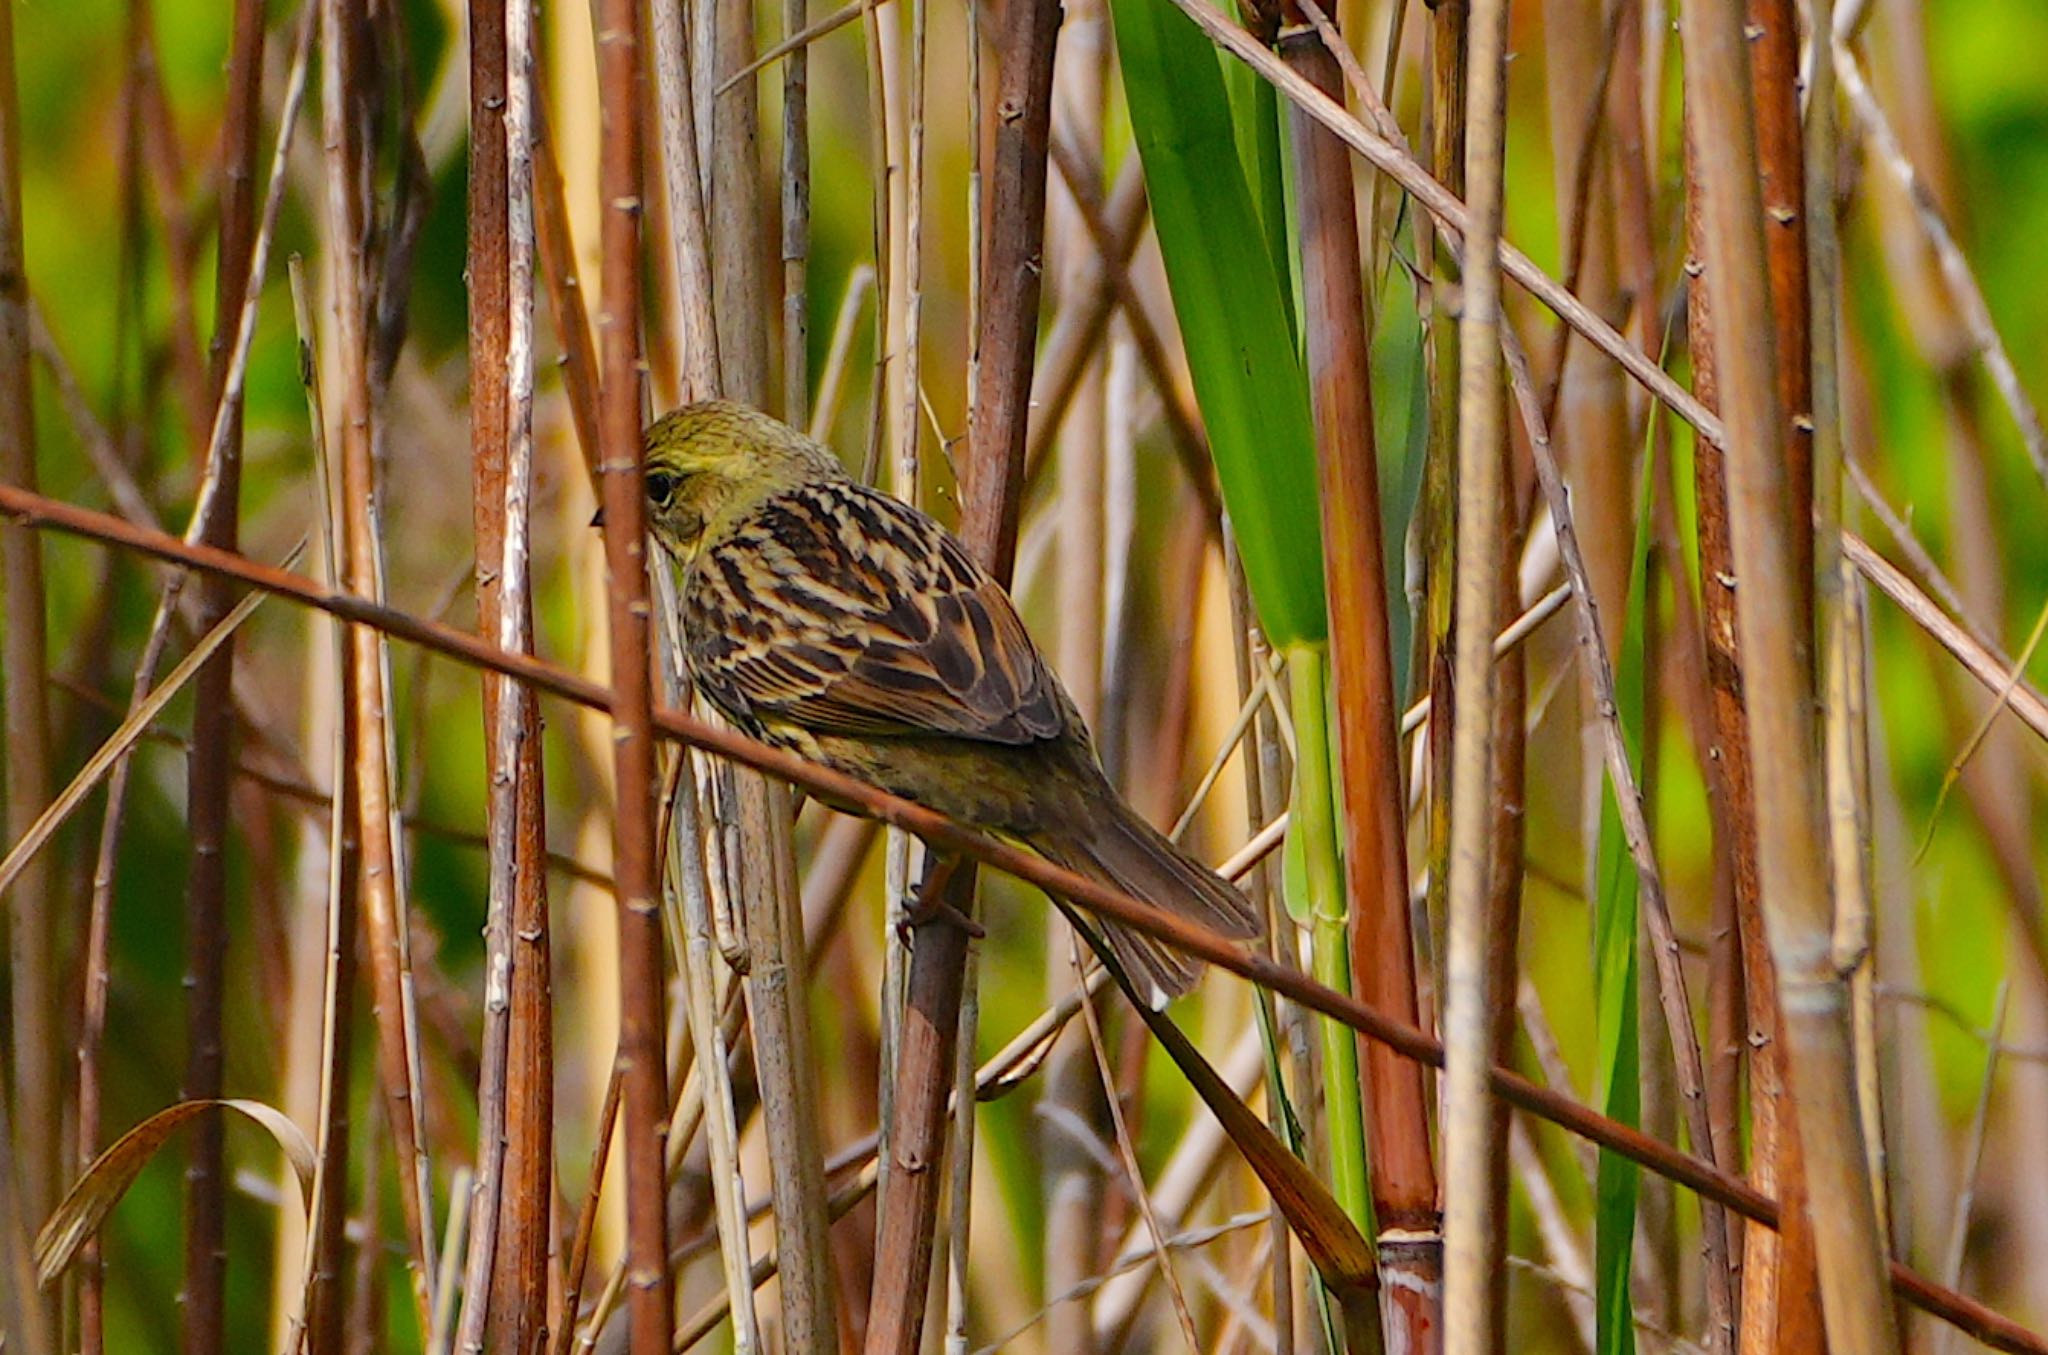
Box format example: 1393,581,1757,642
683,480,1069,746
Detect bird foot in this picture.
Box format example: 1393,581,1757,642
896,857,986,946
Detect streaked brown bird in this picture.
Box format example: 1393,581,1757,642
641,400,1261,1005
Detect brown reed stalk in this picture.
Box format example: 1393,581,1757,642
1679,0,1899,1344
177,2,266,1346
463,0,554,1346
1690,0,1826,1340
1280,17,1441,1348
781,0,809,421
127,0,211,453
1023,154,1148,461
1437,0,1509,1338
1042,9,1110,1348
0,10,56,1344
681,0,840,1333
286,252,361,1355
861,2,1057,1348
1041,136,1216,512
320,0,438,1327
0,1078,48,1355
1480,435,1528,1349
592,0,673,1342
7,484,2044,1354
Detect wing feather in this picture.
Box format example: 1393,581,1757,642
683,481,1068,746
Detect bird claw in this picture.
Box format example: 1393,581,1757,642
896,856,985,946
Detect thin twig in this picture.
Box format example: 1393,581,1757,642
1835,45,2047,490
6,485,2046,1355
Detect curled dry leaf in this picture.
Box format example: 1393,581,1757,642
36,1098,317,1288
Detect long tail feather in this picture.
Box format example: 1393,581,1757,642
1033,802,1261,1008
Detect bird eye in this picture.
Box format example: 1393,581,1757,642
645,469,678,508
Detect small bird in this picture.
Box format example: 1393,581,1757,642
641,401,1262,1006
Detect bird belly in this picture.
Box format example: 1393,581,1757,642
781,728,1073,838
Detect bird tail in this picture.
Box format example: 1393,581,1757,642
1032,800,1263,1009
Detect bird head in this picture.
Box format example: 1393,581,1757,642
639,401,846,563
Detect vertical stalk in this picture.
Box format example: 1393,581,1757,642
738,784,839,1350
592,0,674,1345
649,0,722,400
1281,27,1441,1345
781,0,810,419
0,7,56,1342
1286,651,1372,1232
1481,441,1528,1349
1679,0,1900,1345
1042,4,1108,1349
712,0,767,402
321,0,436,1327
1684,0,1825,1337
463,0,553,1345
287,253,361,1355
1440,0,1509,1345
179,0,264,1338
862,1,1057,1347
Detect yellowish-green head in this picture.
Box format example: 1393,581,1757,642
641,401,847,562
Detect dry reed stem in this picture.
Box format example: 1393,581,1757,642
592,0,673,1342
180,3,265,1333
1437,0,1508,1342
1041,8,1109,1347
1833,45,2046,490
1072,936,1201,1351
456,0,553,1342
532,103,602,465
738,781,839,1348
72,582,179,1355
0,1079,49,1355
1281,38,1441,1336
664,757,763,1353
321,0,438,1324
943,23,982,1345
1021,156,1177,473
1680,0,1900,1343
8,486,2047,1354
1499,319,1739,1339
0,6,56,1335
862,0,1057,1346
780,0,810,420
1043,134,1211,480
650,0,722,400
710,0,767,403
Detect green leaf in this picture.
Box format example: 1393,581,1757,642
1108,0,1325,647
1591,448,1658,1355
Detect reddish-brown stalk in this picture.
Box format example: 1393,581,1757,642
176,2,266,1347
0,7,55,1344
1681,0,1898,1340
1281,16,1440,1348
1682,0,1826,1336
592,0,673,1343
320,0,437,1327
861,0,1057,1347
464,0,554,1346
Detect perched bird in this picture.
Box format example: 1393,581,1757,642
641,401,1261,1006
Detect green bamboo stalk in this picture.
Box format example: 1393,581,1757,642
1287,650,1373,1234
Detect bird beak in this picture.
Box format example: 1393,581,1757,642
590,504,606,529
